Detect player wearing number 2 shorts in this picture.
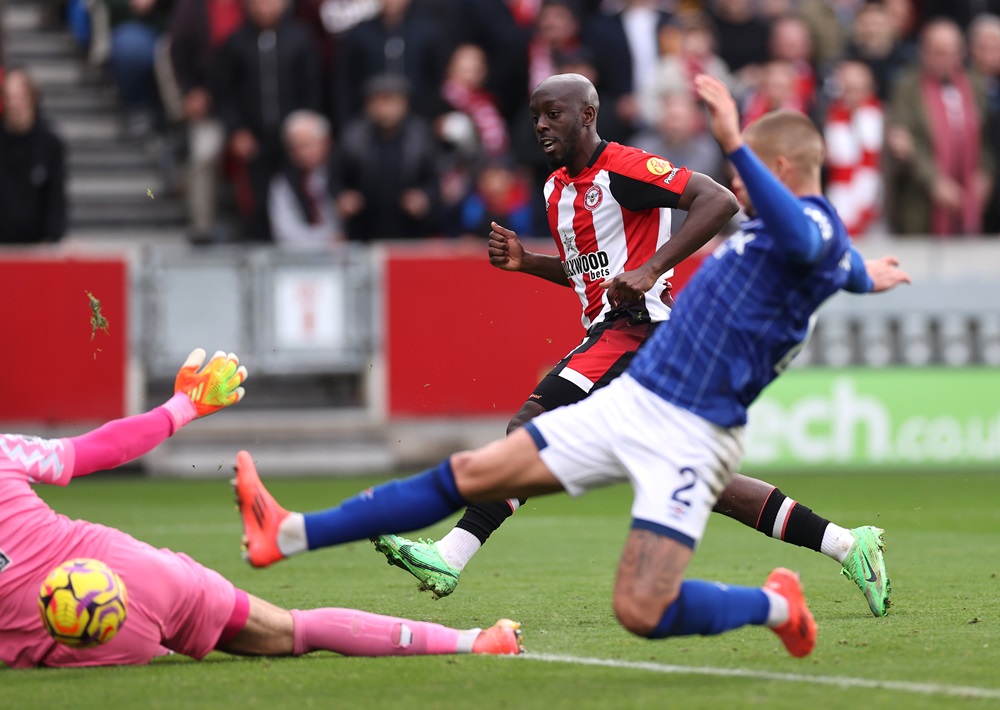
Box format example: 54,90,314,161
374,74,887,618
233,74,911,658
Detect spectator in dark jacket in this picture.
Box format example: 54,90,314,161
707,0,771,76
331,74,442,241
213,0,322,240
166,0,244,240
582,0,672,141
0,69,67,244
333,0,449,130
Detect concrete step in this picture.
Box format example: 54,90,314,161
51,115,123,142
44,94,120,116
70,198,187,229
16,58,90,88
5,31,80,59
68,148,156,173
69,172,166,199
64,227,189,246
142,442,396,478
141,408,394,476
4,3,43,32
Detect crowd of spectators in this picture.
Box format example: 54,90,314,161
6,0,1000,244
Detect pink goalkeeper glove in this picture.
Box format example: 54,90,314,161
174,348,248,419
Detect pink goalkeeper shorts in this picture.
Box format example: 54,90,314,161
33,534,248,668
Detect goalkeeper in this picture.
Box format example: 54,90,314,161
0,350,521,668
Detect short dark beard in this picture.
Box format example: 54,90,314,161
545,115,583,170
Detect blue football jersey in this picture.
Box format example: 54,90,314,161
628,194,853,428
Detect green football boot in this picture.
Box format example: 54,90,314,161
841,525,891,617
372,534,461,598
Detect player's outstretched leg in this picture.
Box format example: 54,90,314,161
715,473,890,617
233,451,469,567
628,568,817,659
289,609,523,657
372,498,522,597
616,530,817,658
220,594,523,657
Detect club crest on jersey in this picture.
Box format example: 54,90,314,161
646,157,671,176
584,185,603,211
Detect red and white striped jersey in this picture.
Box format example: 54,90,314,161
544,141,692,330
824,97,883,237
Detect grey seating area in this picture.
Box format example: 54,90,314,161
3,0,186,242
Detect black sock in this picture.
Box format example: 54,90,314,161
755,488,829,552
454,499,524,545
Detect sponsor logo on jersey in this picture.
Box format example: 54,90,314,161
663,167,680,185
646,157,672,176
0,549,10,574
584,185,603,211
563,250,611,280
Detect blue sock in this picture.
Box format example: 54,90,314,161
303,459,466,550
648,580,770,638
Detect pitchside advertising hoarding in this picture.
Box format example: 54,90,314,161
743,368,1000,469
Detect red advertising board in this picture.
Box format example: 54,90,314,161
0,254,128,424
384,243,705,417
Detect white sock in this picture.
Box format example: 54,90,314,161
820,524,856,564
277,512,308,557
435,528,482,571
763,588,789,628
455,628,481,654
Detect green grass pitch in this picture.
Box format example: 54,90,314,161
4,468,999,709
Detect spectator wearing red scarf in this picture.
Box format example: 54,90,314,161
885,18,994,236
824,60,883,237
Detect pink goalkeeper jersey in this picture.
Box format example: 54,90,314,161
0,395,243,669
0,435,132,657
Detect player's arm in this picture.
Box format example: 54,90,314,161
66,349,247,479
695,74,824,264
488,221,571,287
602,171,738,306
843,249,911,294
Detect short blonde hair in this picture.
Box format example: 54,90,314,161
744,109,824,176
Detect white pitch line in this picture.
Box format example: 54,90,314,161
518,653,1000,701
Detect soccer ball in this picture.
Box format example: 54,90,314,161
38,558,128,647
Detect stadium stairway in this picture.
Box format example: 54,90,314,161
3,0,188,244
2,4,514,476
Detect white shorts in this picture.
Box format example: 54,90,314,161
526,374,745,548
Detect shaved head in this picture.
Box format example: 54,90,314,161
531,73,600,114
528,72,603,174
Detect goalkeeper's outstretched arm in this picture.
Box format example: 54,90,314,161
66,349,247,478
